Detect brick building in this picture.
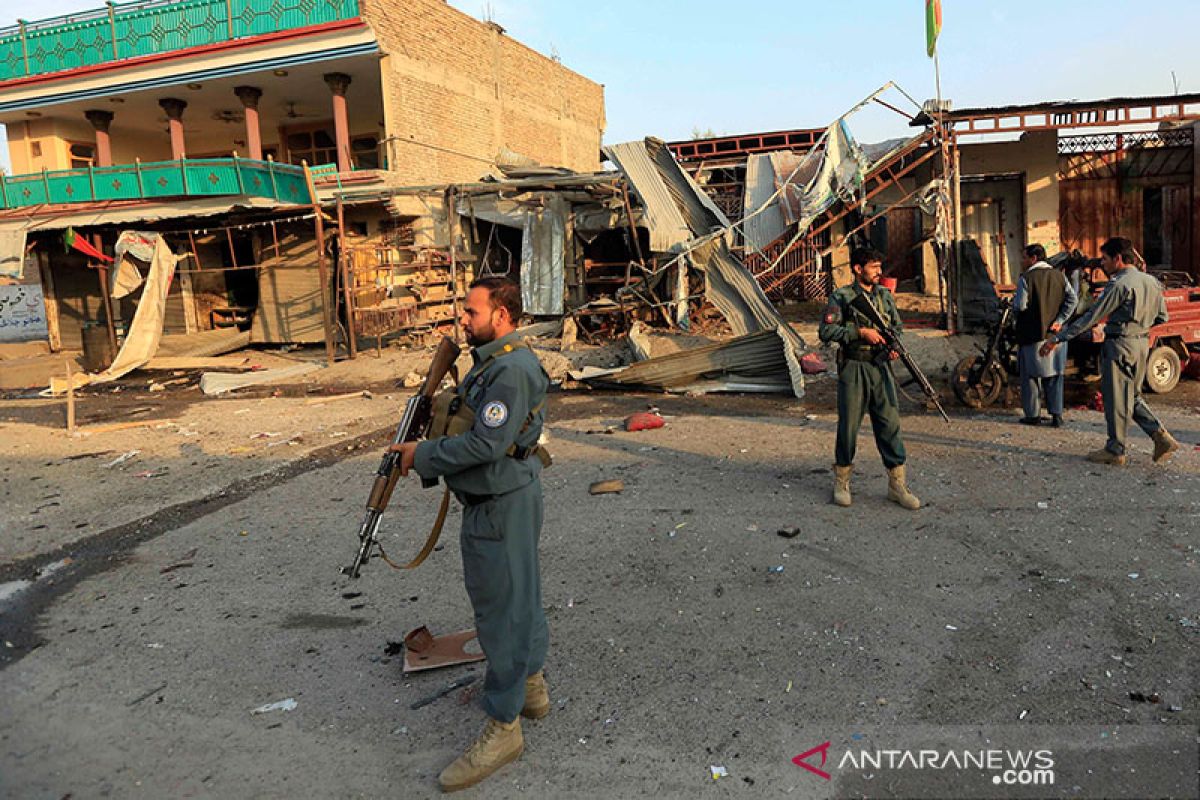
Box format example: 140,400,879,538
0,0,606,353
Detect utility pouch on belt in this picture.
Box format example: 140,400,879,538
428,387,553,467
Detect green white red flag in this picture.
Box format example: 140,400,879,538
926,0,942,57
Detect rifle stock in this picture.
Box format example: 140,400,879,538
344,336,462,578
848,293,950,423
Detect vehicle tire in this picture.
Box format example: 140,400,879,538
952,355,1005,408
1145,345,1181,394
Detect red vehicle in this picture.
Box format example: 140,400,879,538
1141,286,1200,393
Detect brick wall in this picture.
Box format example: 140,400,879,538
362,0,605,184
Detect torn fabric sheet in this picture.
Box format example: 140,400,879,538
95,236,185,382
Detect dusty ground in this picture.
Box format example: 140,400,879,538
1,342,1199,798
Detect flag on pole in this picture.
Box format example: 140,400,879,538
925,0,942,57
64,227,113,262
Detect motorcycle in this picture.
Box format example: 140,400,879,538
951,296,1018,408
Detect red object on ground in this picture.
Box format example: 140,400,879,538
1090,391,1104,412
624,412,665,432
800,353,827,374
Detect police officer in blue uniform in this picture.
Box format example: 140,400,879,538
391,277,551,792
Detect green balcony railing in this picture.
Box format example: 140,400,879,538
0,157,330,209
0,0,360,82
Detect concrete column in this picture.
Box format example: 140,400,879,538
234,86,263,161
84,109,114,166
323,72,352,172
158,98,188,160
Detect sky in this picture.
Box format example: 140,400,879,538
3,0,1200,169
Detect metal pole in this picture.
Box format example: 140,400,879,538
18,20,29,76
93,233,118,353
446,187,462,344
107,2,118,59
336,196,357,358
303,163,337,364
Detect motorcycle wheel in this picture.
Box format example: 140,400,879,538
951,355,1005,408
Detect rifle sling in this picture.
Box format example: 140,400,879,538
377,487,452,571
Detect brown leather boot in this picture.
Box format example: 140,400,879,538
1086,448,1127,466
1152,430,1179,464
437,717,524,793
832,465,852,507
886,465,920,510
522,671,550,719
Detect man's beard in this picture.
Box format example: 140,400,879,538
466,325,495,347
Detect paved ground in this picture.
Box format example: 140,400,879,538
1,377,1198,798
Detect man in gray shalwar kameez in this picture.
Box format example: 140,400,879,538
1013,244,1077,426
1041,237,1180,465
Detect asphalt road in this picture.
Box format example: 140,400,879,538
1,390,1198,799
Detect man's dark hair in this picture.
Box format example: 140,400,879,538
850,247,885,269
1023,243,1047,262
1099,237,1135,265
470,276,523,322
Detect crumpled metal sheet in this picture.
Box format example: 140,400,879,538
519,194,567,316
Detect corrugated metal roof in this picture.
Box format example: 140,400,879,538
602,140,693,253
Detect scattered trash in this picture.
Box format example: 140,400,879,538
159,548,196,574
1128,692,1161,704
127,682,168,706
1168,704,1184,712
785,680,792,693
199,362,322,395
945,625,958,631
585,426,615,435
710,765,729,780
800,353,828,374
624,412,665,432
403,626,486,673
402,372,423,388
251,698,297,714
1180,618,1198,628
392,725,409,735
410,674,477,710
1019,709,1028,720
745,524,759,532
250,432,281,439
768,565,785,574
777,527,801,539
384,641,404,657
303,390,372,406
1037,501,1049,510
589,479,624,495
145,643,163,649
102,450,140,469
134,469,168,479
1128,573,1139,580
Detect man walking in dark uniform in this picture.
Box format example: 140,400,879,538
1041,237,1180,465
818,247,920,510
391,277,551,792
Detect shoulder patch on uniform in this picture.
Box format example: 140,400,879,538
480,400,508,428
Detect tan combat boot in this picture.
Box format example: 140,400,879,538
522,671,550,720
1152,430,1179,464
832,465,853,507
437,717,524,793
886,465,920,510
1086,448,1127,466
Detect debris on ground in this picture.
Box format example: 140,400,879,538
589,479,624,495
624,411,665,432
102,450,140,469
409,674,478,710
403,626,486,673
777,527,801,538
250,698,298,714
710,765,729,780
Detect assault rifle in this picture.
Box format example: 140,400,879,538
343,336,462,578
848,293,950,423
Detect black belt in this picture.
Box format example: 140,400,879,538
842,349,883,362
1104,330,1149,339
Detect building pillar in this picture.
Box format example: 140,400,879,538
84,109,114,167
323,72,352,172
158,98,188,160
234,86,264,161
